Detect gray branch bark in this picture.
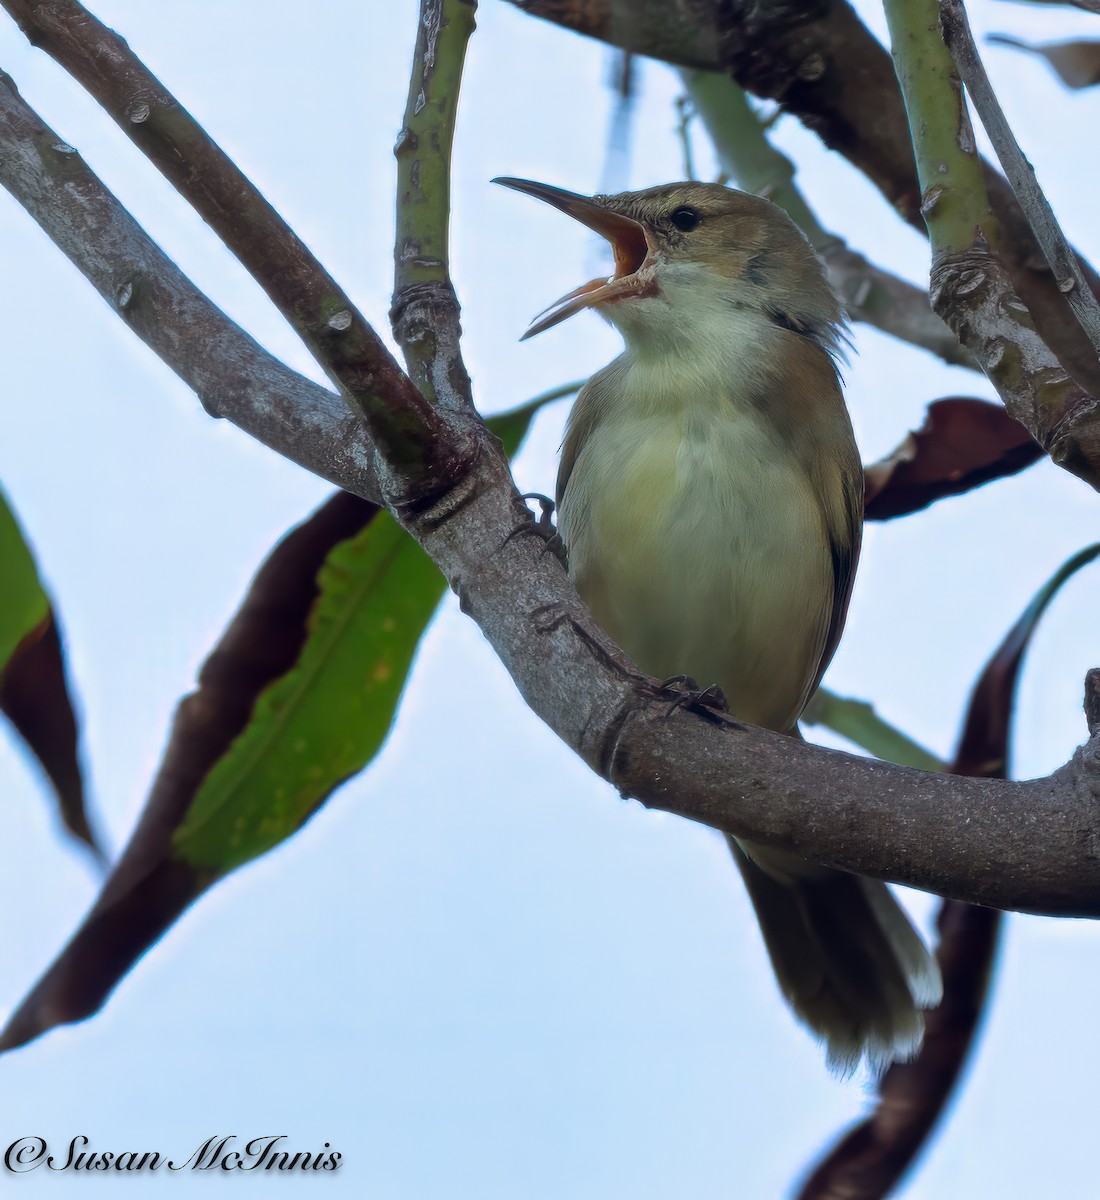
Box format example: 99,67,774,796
0,70,384,500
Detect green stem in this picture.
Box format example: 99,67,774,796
680,70,831,248
395,0,476,290
393,0,478,399
882,0,998,253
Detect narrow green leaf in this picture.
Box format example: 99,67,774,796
803,688,946,772
488,381,583,456
0,484,49,669
173,508,445,868
172,388,577,871
0,485,99,858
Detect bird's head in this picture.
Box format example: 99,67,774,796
493,178,843,357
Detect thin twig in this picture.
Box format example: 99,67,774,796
0,0,445,482
674,95,697,181
597,49,637,194
940,0,1100,361
392,0,478,409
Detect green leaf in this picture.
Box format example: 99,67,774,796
803,688,945,772
173,505,446,868
0,485,99,859
173,386,579,870
0,484,49,669
0,384,577,1051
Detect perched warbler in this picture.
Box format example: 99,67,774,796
496,177,942,1072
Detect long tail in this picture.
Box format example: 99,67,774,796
731,838,943,1074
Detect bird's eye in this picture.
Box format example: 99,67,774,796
669,206,701,232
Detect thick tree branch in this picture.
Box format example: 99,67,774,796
884,0,1100,489
505,0,719,69
940,0,1100,359
0,71,382,500
0,0,449,488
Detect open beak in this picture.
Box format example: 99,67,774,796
493,177,653,339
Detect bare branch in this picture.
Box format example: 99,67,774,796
0,70,382,500
505,0,719,68
941,0,1100,358
0,0,447,487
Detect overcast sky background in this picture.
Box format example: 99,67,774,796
0,1,1097,1196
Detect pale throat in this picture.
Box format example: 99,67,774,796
597,265,785,428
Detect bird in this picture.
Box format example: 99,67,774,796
494,177,942,1073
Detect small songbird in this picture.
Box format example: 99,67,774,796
495,177,942,1072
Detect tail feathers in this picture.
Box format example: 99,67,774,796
731,838,942,1074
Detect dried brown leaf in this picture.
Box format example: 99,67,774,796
864,398,1041,520
989,34,1100,89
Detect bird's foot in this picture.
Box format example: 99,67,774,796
655,675,730,720
504,493,567,567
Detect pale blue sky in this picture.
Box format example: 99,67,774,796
0,1,1097,1196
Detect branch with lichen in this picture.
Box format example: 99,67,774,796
884,0,1100,489
680,68,977,371
392,0,478,406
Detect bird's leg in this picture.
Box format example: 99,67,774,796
504,493,567,568
655,675,731,721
